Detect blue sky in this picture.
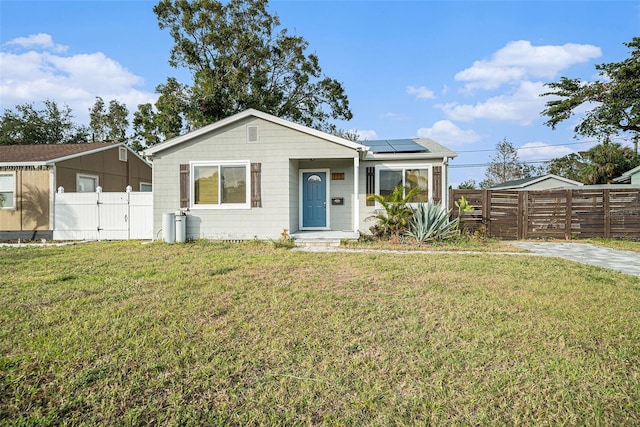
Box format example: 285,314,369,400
1,0,638,186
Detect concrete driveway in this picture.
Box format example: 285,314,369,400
509,241,640,278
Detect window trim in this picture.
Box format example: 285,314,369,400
140,182,152,192
0,171,16,210
374,163,432,206
76,173,99,193
189,160,251,209
118,146,128,162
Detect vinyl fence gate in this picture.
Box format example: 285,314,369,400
53,191,153,240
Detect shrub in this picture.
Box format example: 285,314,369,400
405,202,459,244
366,186,421,241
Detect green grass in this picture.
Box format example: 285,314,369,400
1,241,639,425
585,238,640,252
341,236,524,252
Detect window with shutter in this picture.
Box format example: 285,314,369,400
188,161,251,209
372,164,432,205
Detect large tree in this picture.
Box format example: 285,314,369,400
135,0,353,147
541,37,640,152
89,97,130,143
480,138,543,188
547,142,639,184
0,100,89,145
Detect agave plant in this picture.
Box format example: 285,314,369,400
366,185,421,240
405,202,459,244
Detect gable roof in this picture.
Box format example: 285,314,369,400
612,165,640,183
143,109,366,157
491,174,584,190
0,143,124,166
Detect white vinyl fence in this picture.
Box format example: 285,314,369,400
54,189,153,241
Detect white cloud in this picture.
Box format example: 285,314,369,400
416,120,481,146
407,85,435,99
455,40,602,91
438,81,547,124
354,129,377,141
0,34,156,126
4,33,68,53
517,141,575,162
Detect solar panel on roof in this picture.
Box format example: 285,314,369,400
364,139,427,154
365,140,396,153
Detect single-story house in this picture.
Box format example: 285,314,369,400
490,174,584,190
143,109,457,241
612,165,640,185
0,143,152,241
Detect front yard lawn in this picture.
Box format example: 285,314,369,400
1,241,638,425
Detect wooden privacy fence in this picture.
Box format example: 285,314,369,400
449,188,640,240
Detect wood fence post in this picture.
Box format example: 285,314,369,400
603,189,610,238
520,191,528,240
565,189,572,240
482,190,490,235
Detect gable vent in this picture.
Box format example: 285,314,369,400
247,126,259,143
119,147,128,162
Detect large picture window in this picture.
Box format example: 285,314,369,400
0,172,15,209
376,165,430,203
191,161,250,208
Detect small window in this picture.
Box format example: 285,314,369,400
191,161,250,209
119,147,128,162
0,172,15,209
247,126,259,143
140,182,152,192
77,174,99,192
306,174,322,183
376,165,430,203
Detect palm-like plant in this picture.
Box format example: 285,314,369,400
366,185,421,240
405,202,459,244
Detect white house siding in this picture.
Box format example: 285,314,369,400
357,158,447,234
151,116,357,240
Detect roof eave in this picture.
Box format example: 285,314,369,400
47,143,124,164
143,109,366,157
0,161,49,167
362,151,458,161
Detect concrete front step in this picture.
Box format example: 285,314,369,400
290,231,359,248
294,238,342,248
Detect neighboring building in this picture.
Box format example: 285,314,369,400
490,174,584,190
143,109,457,241
0,143,152,240
612,165,640,185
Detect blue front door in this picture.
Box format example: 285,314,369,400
302,172,326,228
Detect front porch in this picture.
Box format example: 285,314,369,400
290,230,359,247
